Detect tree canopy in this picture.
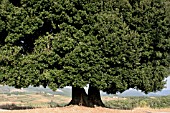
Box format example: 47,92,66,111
0,0,170,107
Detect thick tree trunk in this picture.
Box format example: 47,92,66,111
88,85,105,107
68,87,93,107
68,86,105,107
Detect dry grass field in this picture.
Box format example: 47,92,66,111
0,93,170,113
0,93,71,108
0,93,122,108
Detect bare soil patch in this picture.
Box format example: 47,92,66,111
1,106,170,113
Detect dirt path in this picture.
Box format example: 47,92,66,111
1,106,170,113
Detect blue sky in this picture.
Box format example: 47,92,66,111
166,76,170,90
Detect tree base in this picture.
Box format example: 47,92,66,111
68,87,93,107
68,86,105,107
88,85,105,107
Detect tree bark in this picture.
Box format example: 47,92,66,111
68,87,93,107
68,86,105,107
88,84,105,107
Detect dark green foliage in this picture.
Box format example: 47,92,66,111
103,0,170,93
0,0,169,96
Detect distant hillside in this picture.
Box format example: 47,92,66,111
156,90,170,96
118,89,146,97
147,92,161,97
0,85,170,97
24,86,72,97
0,85,15,93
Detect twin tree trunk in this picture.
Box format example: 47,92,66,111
68,84,105,107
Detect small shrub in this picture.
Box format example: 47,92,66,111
48,100,60,108
0,103,34,110
139,100,148,107
7,93,11,96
